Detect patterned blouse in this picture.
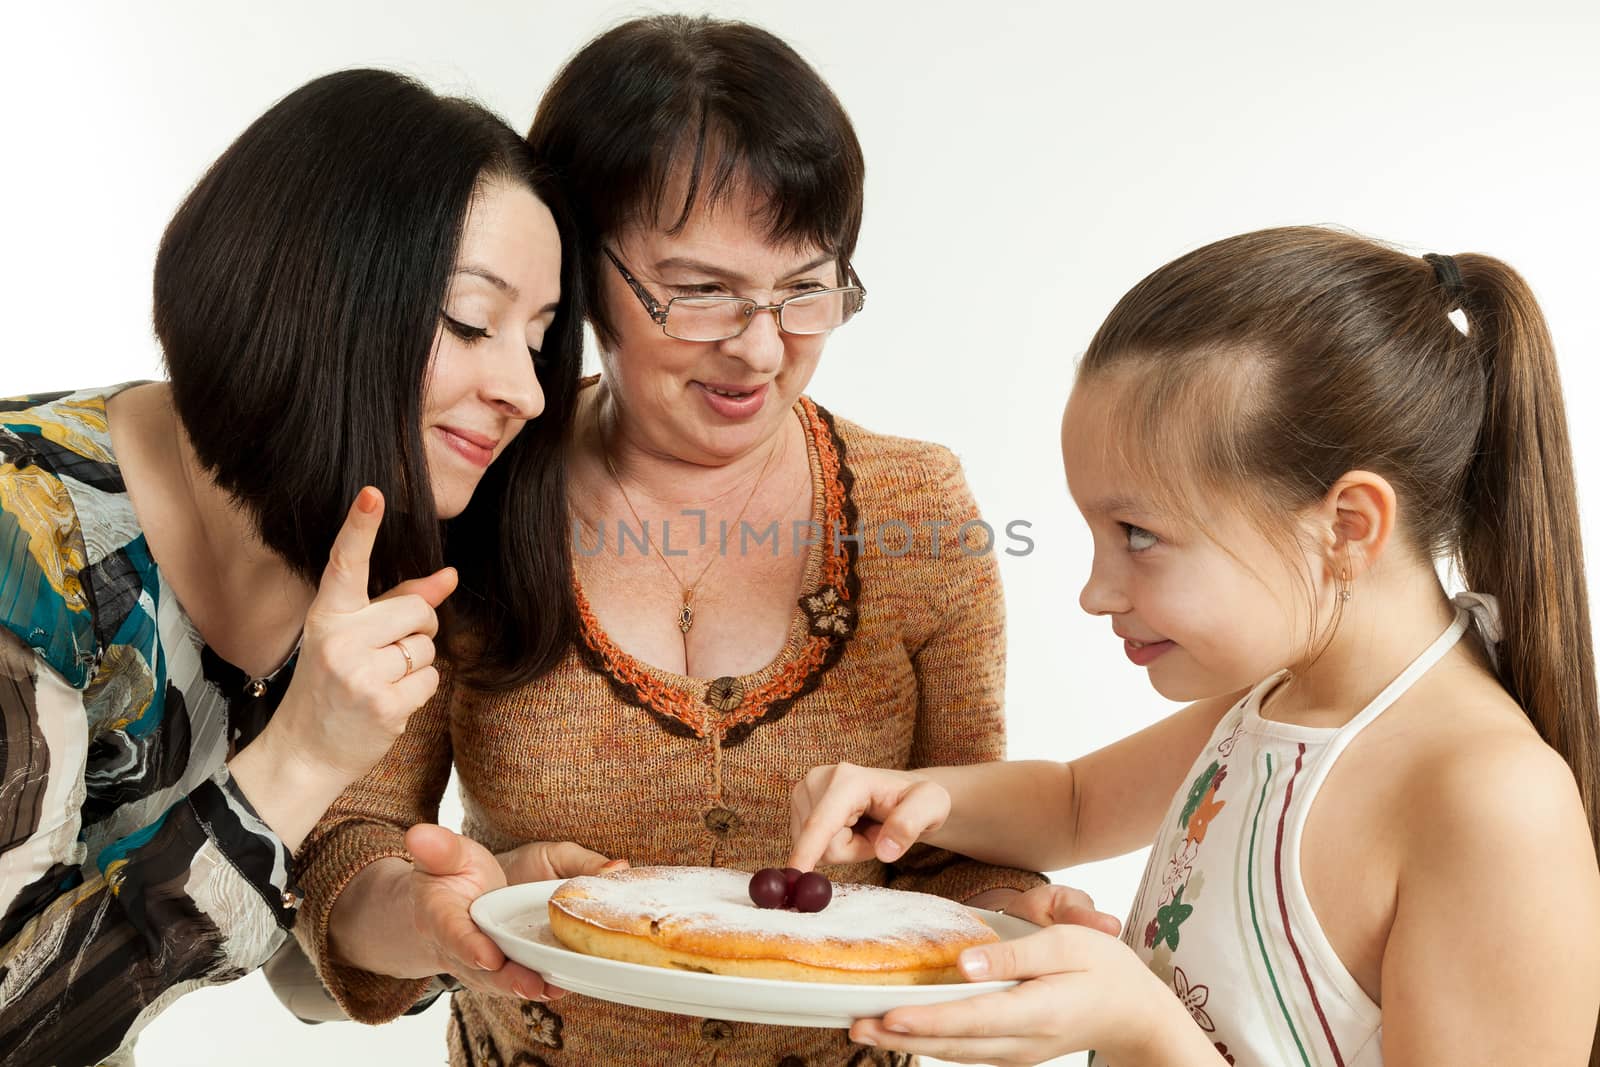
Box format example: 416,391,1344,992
0,386,299,1066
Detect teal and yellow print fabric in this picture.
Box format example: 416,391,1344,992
0,386,300,1066
0,391,109,687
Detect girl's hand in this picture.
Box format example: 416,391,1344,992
850,924,1217,1066
999,882,1122,937
261,488,457,786
405,825,623,1001
788,761,951,870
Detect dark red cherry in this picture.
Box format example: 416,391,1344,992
791,871,832,913
749,868,789,909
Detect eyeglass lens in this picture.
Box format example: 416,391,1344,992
665,290,855,341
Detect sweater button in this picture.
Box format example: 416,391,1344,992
704,676,744,711
701,1019,734,1041
703,807,739,835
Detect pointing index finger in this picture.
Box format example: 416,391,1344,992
788,789,869,872
316,487,382,613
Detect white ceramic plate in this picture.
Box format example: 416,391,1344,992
470,879,1039,1028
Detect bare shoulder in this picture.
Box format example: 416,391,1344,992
1376,669,1600,1062
1395,674,1593,879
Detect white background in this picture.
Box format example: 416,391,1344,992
5,2,1599,1065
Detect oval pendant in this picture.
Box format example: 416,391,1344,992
678,601,695,634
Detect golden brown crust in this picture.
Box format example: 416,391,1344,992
547,907,968,984
547,867,997,984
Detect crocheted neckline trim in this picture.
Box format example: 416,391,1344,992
573,396,861,748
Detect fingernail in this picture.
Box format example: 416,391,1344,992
960,949,989,978
856,1034,877,1047
474,957,494,971
879,838,904,861
357,488,380,513
886,1022,911,1034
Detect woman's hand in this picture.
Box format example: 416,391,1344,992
231,488,457,850
497,840,628,886
405,825,622,1001
788,761,951,870
849,922,1221,1066
266,487,456,784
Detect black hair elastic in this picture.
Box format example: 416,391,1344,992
1423,252,1466,306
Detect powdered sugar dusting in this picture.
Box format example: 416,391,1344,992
558,867,988,946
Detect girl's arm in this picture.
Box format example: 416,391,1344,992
1378,733,1600,1064
791,692,1237,874
932,692,1238,870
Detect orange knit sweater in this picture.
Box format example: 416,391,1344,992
294,398,1044,1066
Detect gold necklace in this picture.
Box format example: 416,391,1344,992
601,420,784,635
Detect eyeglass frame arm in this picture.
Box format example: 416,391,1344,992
603,246,672,325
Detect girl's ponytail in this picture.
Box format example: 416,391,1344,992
1453,263,1597,1067
1455,251,1600,888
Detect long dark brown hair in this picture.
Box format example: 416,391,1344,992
155,69,583,688
1083,227,1598,1054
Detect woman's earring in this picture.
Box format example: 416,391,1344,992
1337,570,1353,602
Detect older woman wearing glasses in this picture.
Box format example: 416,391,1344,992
290,15,1044,1066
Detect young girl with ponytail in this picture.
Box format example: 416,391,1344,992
789,226,1600,1065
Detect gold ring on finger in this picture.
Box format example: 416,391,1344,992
394,638,415,677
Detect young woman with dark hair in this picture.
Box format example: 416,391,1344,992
293,15,1045,1066
0,68,595,1065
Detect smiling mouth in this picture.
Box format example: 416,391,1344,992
437,426,498,467
703,384,757,398
1122,636,1176,652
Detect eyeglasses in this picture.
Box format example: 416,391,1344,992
604,247,866,343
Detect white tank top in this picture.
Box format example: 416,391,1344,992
1097,607,1479,1067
